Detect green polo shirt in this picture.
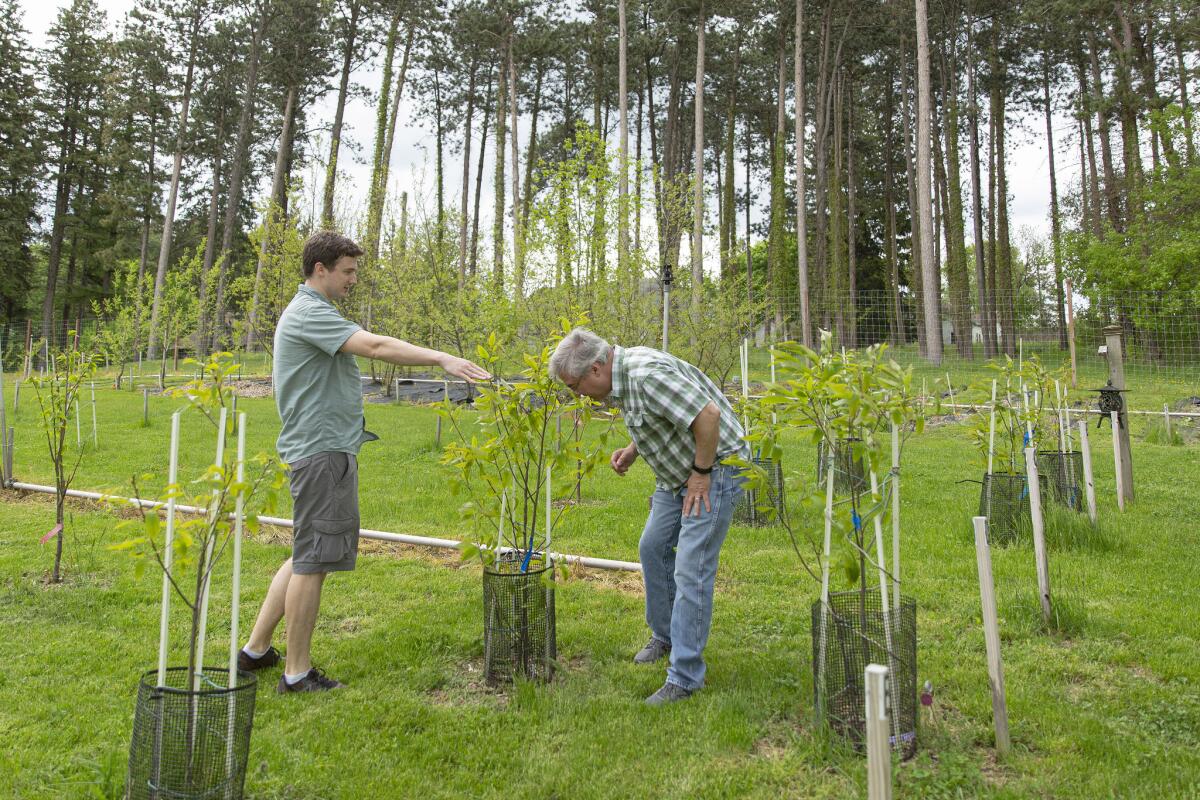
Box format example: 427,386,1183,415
609,346,749,490
273,284,375,465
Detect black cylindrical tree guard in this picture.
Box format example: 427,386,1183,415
978,473,1044,544
812,591,918,758
1036,450,1084,512
733,457,785,526
816,439,867,496
127,667,257,800
483,553,556,684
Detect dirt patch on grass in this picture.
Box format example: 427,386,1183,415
425,660,512,708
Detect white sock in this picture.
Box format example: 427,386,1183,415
284,671,309,685
242,645,267,659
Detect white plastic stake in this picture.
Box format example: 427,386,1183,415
1022,389,1034,445
1055,381,1067,452
157,412,182,687
1078,421,1097,524
225,413,247,780
90,382,97,447
865,664,892,800
394,378,400,405
74,399,81,446
1163,403,1172,441
1024,447,1052,626
987,380,997,476
496,488,508,554
972,516,1011,754
815,451,836,719
946,372,955,414
891,423,901,614
1111,411,1125,511
193,407,228,691
545,464,552,556
870,470,901,746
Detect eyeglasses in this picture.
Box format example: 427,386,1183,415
564,373,584,393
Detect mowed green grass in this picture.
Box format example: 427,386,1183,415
1,381,1199,798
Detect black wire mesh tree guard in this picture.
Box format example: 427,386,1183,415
127,667,257,800
483,552,556,684
1036,451,1084,512
977,473,1044,544
812,591,918,758
733,457,786,526
816,439,867,496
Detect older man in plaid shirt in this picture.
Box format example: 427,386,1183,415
550,327,748,705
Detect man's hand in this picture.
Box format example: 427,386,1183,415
610,443,638,475
439,353,491,382
682,471,712,517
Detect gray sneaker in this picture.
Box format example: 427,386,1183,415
645,682,694,706
633,637,671,664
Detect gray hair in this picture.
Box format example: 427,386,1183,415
549,327,610,382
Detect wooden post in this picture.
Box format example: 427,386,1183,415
972,516,1011,754
1065,278,1077,388
1078,421,1097,524
1103,325,1134,501
865,664,892,800
1024,447,1052,626
143,388,149,427
1111,410,1125,511
1163,403,1172,441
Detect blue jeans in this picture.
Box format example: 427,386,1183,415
638,465,743,690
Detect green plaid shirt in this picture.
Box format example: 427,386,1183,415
609,346,749,490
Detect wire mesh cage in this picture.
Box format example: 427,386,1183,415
1036,451,1084,512
127,667,257,800
811,591,918,758
732,457,786,526
977,473,1043,544
483,551,556,685
816,439,867,496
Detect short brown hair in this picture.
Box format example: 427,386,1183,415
302,231,364,277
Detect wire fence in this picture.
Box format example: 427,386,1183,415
4,288,1200,387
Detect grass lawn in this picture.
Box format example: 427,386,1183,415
2,377,1199,798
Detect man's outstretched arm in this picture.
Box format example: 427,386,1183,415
340,330,491,382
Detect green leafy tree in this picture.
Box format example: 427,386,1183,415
30,339,98,582
441,328,611,574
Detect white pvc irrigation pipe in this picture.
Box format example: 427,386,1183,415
8,481,642,573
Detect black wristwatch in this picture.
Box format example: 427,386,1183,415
691,462,713,475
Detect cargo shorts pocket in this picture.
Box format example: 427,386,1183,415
311,518,355,563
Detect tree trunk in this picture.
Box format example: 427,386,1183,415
457,60,477,289
901,41,924,357
1076,54,1104,238
617,0,630,274
967,34,993,357
367,20,415,268
1043,57,1066,349
509,41,524,298
794,0,811,347
492,29,510,293
914,0,941,364
1088,32,1122,232
137,100,158,286
992,60,1015,356
246,83,296,352
470,69,494,278
197,110,225,353
434,69,446,253
943,49,971,358
691,2,705,314
846,75,858,348
148,5,201,359
321,0,361,227
884,70,904,345
213,1,269,352
722,39,740,281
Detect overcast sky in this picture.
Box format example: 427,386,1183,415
20,0,1069,269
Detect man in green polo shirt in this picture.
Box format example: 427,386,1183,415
550,327,748,705
238,231,490,693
